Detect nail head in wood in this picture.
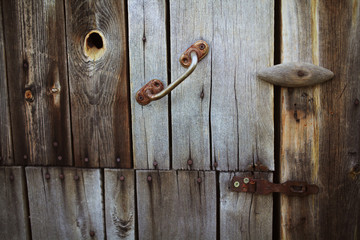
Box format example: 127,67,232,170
257,62,334,87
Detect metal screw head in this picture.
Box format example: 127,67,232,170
116,157,121,163
57,155,62,161
213,161,218,168
9,174,14,181
119,175,125,181
197,177,202,183
59,174,64,180
90,231,95,237
243,178,250,184
84,157,89,163
147,175,152,182
187,159,193,166
53,141,58,147
354,98,359,106
153,161,158,167
74,175,79,181
23,155,28,160
234,181,240,188
45,173,50,180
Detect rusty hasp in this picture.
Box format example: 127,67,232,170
230,176,319,197
135,40,209,105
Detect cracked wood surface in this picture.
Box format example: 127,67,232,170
105,169,135,239
128,0,170,169
170,0,274,171
2,0,72,165
280,1,360,239
136,170,216,239
26,167,104,240
220,172,273,240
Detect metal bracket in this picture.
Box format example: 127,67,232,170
230,176,319,197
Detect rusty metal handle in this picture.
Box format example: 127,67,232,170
136,40,209,106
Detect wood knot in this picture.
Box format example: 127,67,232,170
84,30,106,61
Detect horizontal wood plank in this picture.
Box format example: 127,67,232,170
137,170,216,239
65,0,131,168
0,167,30,240
105,169,135,239
26,167,104,239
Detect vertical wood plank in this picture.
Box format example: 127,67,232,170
0,167,30,240
280,1,360,239
2,0,72,165
128,0,170,169
26,167,104,239
136,170,216,239
219,172,273,240
65,0,131,168
0,1,13,165
211,0,274,171
105,169,135,239
170,0,212,170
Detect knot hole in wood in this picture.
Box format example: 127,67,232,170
84,30,106,61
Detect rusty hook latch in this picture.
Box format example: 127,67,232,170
230,176,319,197
136,40,209,105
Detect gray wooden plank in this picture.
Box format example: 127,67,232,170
0,1,13,165
2,0,72,165
280,1,360,239
136,170,216,239
105,169,135,239
65,0,131,168
26,167,104,240
0,167,30,240
211,0,274,171
128,0,170,169
220,172,273,240
170,0,212,170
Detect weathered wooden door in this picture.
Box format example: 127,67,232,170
0,0,359,239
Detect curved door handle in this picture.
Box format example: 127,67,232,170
136,40,209,105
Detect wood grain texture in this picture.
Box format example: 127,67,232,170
280,1,360,239
128,0,170,169
170,0,274,171
0,167,30,240
105,169,135,239
257,62,334,87
0,2,13,165
2,0,72,165
137,170,216,239
65,0,131,168
170,0,212,170
220,172,273,240
212,0,274,171
26,167,104,240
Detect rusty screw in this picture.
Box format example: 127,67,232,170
9,174,14,181
84,157,89,163
147,175,152,182
53,141,58,147
57,155,62,161
354,98,359,106
197,177,202,183
90,231,95,237
213,161,218,168
74,175,79,181
116,157,121,163
25,90,34,102
153,161,158,167
187,159,193,166
142,36,146,42
23,60,28,69
234,181,240,188
45,173,50,180
23,155,28,160
59,174,64,180
119,175,125,181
